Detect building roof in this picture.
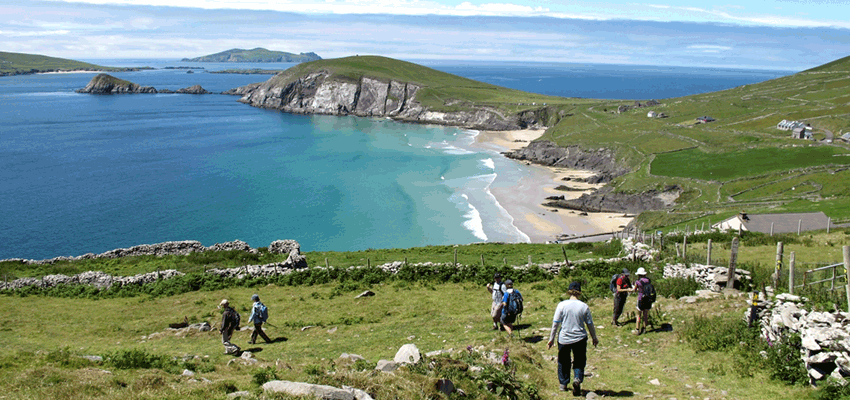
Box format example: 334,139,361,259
715,212,831,234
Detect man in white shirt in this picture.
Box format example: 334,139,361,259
547,282,599,396
486,272,506,330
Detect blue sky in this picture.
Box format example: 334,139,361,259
2,0,849,70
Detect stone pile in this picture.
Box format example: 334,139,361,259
1,269,185,290
1,240,258,265
754,293,850,383
663,263,752,291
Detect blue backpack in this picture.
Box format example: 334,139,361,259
255,302,269,323
505,290,524,317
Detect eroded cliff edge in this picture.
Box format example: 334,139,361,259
505,141,681,214
224,71,547,131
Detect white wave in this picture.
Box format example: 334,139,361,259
480,158,495,170
462,203,488,241
483,177,531,243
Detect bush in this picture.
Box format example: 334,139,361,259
252,366,280,386
764,334,809,385
655,276,701,299
104,348,179,373
679,315,753,352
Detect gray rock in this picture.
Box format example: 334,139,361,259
394,343,421,364
262,380,354,400
82,355,103,362
376,359,399,372
355,290,375,298
226,391,253,398
435,379,455,395
339,353,365,362
182,369,195,376
342,385,374,400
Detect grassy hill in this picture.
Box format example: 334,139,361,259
3,231,849,399
181,48,321,63
0,51,143,76
528,55,850,228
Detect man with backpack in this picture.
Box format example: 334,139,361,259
486,273,507,331
218,299,241,355
548,282,599,396
500,279,523,337
248,294,273,344
633,267,656,335
610,268,631,326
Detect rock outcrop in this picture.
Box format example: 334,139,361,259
76,73,156,94
226,70,545,131
76,74,212,95
545,185,682,215
503,141,630,183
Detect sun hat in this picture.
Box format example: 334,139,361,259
251,294,259,302
219,299,229,308
622,268,630,276
568,282,581,292
636,267,647,276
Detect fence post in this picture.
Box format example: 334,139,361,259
788,251,795,295
325,258,329,268
701,222,705,232
683,235,688,261
798,219,802,235
774,242,784,290
675,243,681,258
480,254,485,268
738,224,743,236
404,257,408,268
844,246,850,312
770,222,774,236
367,258,371,269
651,234,655,248
707,239,713,266
827,217,832,234
728,237,739,291
562,246,568,264
454,249,458,268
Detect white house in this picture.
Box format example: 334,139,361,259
647,111,657,118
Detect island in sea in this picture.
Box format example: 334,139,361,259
181,48,321,63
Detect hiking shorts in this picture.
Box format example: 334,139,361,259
501,313,517,325
491,302,502,318
637,298,653,311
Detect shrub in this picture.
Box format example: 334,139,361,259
655,276,701,299
252,366,280,386
104,348,178,372
764,334,808,385
678,315,752,352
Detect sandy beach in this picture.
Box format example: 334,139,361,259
475,129,632,243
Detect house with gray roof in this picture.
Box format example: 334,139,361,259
712,212,839,234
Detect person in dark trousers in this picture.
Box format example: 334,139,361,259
633,267,652,335
218,299,241,355
612,268,631,326
486,273,507,330
500,279,519,337
548,282,599,396
248,294,273,344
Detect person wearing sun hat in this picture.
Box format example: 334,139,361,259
547,281,599,396
218,299,241,355
633,267,653,335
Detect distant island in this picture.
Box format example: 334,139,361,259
0,51,150,76
181,48,321,63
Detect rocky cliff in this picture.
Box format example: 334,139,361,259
225,71,544,131
76,74,212,95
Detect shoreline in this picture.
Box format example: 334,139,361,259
473,129,632,243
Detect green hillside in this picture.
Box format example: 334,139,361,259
181,48,321,63
0,51,143,76
531,55,850,228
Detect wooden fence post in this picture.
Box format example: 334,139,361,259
683,235,688,261
527,255,531,269
775,242,784,290
675,243,681,258
404,257,408,268
504,257,507,266
770,222,774,236
728,237,739,291
325,258,329,268
454,249,458,268
828,217,832,234
789,251,796,295
707,239,712,266
562,246,568,264
843,246,850,312
367,258,371,269
798,219,802,235
651,234,655,248
480,254,485,268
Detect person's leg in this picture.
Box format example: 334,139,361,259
572,337,588,385
256,323,272,343
640,309,649,333
613,293,623,325
491,303,501,329
250,327,258,344
556,343,570,389
635,305,644,334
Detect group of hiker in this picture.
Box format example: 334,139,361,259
217,294,274,355
488,268,655,396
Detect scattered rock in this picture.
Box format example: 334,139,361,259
394,344,421,364
262,380,354,400
226,391,253,398
182,369,195,376
376,359,399,372
649,378,661,385
355,290,375,298
435,378,455,395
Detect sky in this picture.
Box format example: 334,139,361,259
2,0,849,71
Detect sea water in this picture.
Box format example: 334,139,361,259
0,60,788,260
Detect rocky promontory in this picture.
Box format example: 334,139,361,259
76,74,212,94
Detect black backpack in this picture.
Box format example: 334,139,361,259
506,290,524,317
610,274,620,293
640,278,657,304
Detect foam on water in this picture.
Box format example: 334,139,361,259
459,194,488,241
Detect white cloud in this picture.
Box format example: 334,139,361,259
0,29,70,37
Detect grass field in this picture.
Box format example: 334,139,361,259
0,51,143,76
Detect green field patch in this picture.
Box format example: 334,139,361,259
651,146,850,180
733,179,820,201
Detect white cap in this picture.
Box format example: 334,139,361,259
219,299,229,308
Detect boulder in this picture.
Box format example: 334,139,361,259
262,381,354,400
176,84,210,94
376,359,399,372
394,344,421,364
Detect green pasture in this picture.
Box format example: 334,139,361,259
0,51,139,75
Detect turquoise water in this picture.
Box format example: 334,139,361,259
0,61,788,260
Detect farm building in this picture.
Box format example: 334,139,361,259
712,212,835,234
840,132,850,143
647,111,657,118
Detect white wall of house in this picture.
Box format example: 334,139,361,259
712,216,746,232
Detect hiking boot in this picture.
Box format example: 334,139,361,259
572,380,581,396
633,329,642,336
558,384,567,391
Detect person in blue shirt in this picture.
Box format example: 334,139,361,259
248,294,273,344
500,279,518,336
547,282,599,396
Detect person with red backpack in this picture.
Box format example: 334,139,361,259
633,267,656,335
611,268,631,326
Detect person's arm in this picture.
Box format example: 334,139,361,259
486,283,494,294
547,320,561,349
220,311,228,333
587,322,599,347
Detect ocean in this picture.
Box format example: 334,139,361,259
0,60,788,260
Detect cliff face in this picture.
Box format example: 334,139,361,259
226,71,538,130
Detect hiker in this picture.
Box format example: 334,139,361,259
633,267,656,335
219,299,241,355
248,294,273,344
612,268,631,326
500,279,523,337
486,272,507,330
547,282,599,396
